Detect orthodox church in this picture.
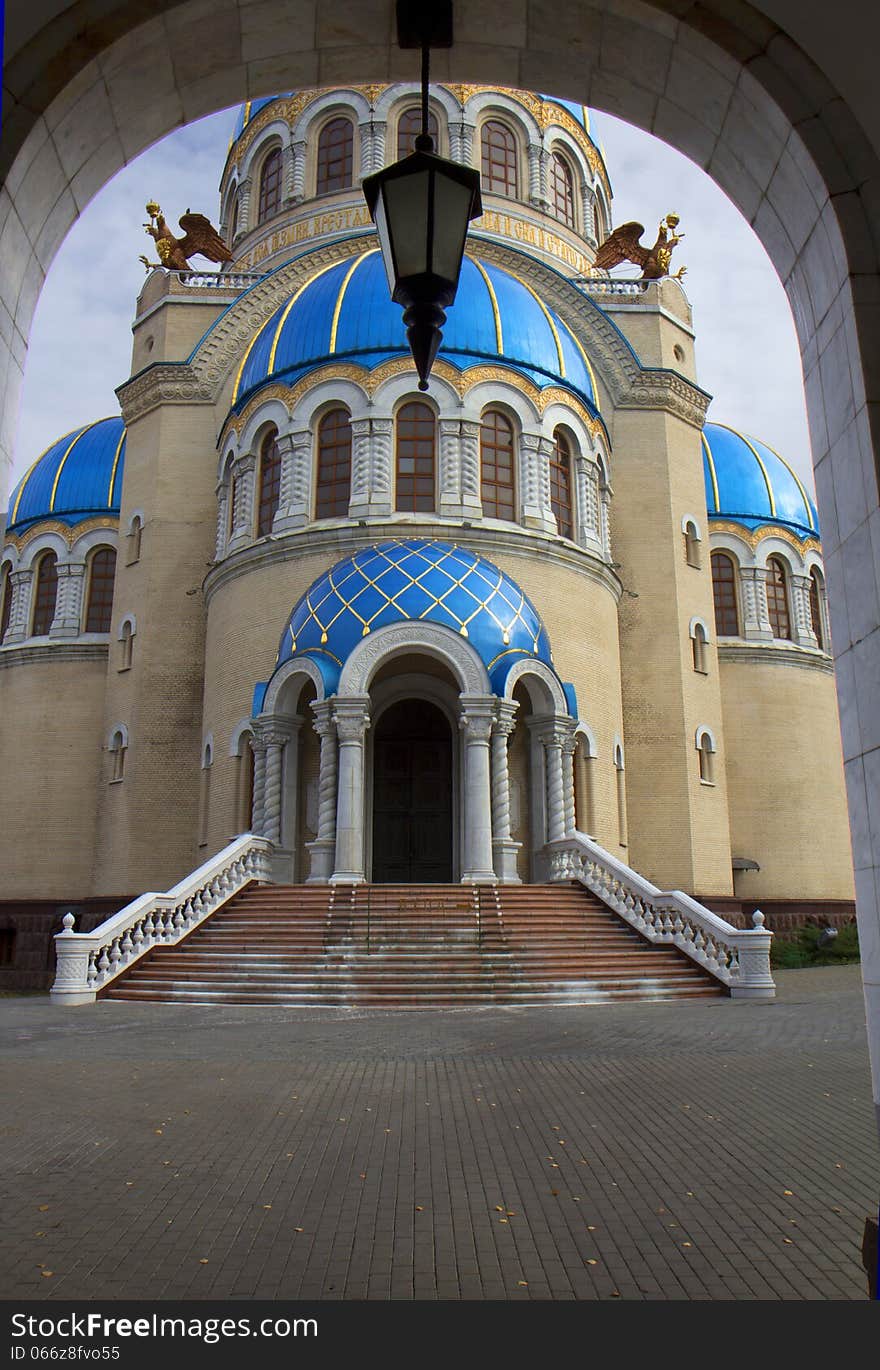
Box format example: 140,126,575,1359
0,85,855,995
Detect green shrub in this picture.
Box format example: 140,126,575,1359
770,922,860,969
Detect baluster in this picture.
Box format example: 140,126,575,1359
109,939,122,971
672,912,684,944
87,953,98,988
132,921,144,951
97,946,110,979
120,929,134,963
173,905,185,936
143,911,156,945
693,929,706,960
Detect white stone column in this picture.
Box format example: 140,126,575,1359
348,417,373,519
542,722,567,844
598,478,613,561
438,419,463,517
529,146,549,209
238,177,253,235
561,727,577,836
460,420,482,518
583,187,598,245
275,429,311,530
360,120,386,175
291,141,307,203
251,732,268,835
741,566,774,640
50,563,85,638
282,144,296,205
368,417,393,517
3,570,30,644
459,696,497,883
228,453,256,547
520,433,557,533
791,573,818,647
578,458,601,549
452,121,475,165
262,725,292,846
491,700,521,882
307,700,338,883
215,482,230,557
331,696,371,883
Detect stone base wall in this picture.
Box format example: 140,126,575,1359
0,897,133,990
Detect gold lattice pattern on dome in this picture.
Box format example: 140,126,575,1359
288,542,541,654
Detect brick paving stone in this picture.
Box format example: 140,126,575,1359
0,966,876,1302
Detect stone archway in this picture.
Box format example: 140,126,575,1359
3,0,879,1116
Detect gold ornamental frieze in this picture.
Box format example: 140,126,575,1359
709,520,821,555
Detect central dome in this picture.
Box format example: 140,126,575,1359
273,539,555,695
230,251,599,414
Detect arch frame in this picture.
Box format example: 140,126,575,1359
337,620,491,698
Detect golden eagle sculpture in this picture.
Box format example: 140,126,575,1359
593,213,686,280
139,200,233,272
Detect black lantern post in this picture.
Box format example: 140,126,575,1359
362,1,482,390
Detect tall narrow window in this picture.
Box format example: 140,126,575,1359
316,117,354,194
234,732,256,833
766,557,791,639
711,552,739,636
550,429,574,539
397,106,438,160
692,622,709,673
119,620,134,671
574,735,596,836
109,729,127,783
85,548,116,633
683,519,701,568
32,553,58,636
810,568,825,649
257,431,281,536
481,120,518,196
315,409,352,519
126,515,142,565
698,731,715,784
257,148,283,223
614,744,627,848
550,152,575,228
0,567,12,644
480,410,516,520
395,402,436,513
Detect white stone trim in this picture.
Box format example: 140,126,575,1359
338,620,490,697
688,615,711,641
502,657,568,715
229,718,255,757
695,724,717,751
202,735,214,769
574,721,598,758
261,656,327,714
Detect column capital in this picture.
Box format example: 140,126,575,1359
253,714,301,748
310,698,336,736
459,694,497,742
332,695,371,742
493,699,519,734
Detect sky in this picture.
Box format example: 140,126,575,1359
10,98,815,493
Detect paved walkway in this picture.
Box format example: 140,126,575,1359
0,967,876,1301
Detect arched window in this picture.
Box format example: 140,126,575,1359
257,431,282,536
126,515,142,565
233,730,256,833
810,567,826,649
109,728,127,783
395,402,436,512
481,120,518,196
550,428,574,539
119,618,134,671
84,548,116,633
550,152,576,228
199,740,213,847
683,519,701,568
574,733,596,835
397,106,438,160
480,410,516,520
711,552,739,636
257,147,283,223
315,408,352,519
692,621,709,673
31,553,58,636
316,117,354,194
697,730,716,785
0,567,12,645
766,556,792,639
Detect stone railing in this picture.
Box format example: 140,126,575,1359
173,270,267,290
547,833,775,998
50,835,273,1005
573,278,650,296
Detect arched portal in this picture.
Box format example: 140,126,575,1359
371,699,454,884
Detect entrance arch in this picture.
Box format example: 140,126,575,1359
372,699,454,884
4,0,880,1117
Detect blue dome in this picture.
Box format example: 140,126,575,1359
702,422,819,540
231,251,600,415
272,539,555,696
7,418,126,536
231,96,292,143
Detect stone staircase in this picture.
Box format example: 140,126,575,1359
101,882,726,1007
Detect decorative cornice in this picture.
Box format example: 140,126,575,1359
717,643,833,674
709,520,822,555
116,363,214,423
0,642,109,670
3,515,119,555
203,519,623,608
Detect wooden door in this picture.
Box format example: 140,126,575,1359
372,699,453,883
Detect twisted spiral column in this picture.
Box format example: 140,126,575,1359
491,701,521,883
307,701,338,883
561,730,577,836
543,727,566,844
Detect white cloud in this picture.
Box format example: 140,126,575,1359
11,98,815,497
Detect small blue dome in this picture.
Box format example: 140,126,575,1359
7,418,126,536
231,250,599,415
702,422,819,540
272,539,555,696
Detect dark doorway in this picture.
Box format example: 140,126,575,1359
372,699,454,883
